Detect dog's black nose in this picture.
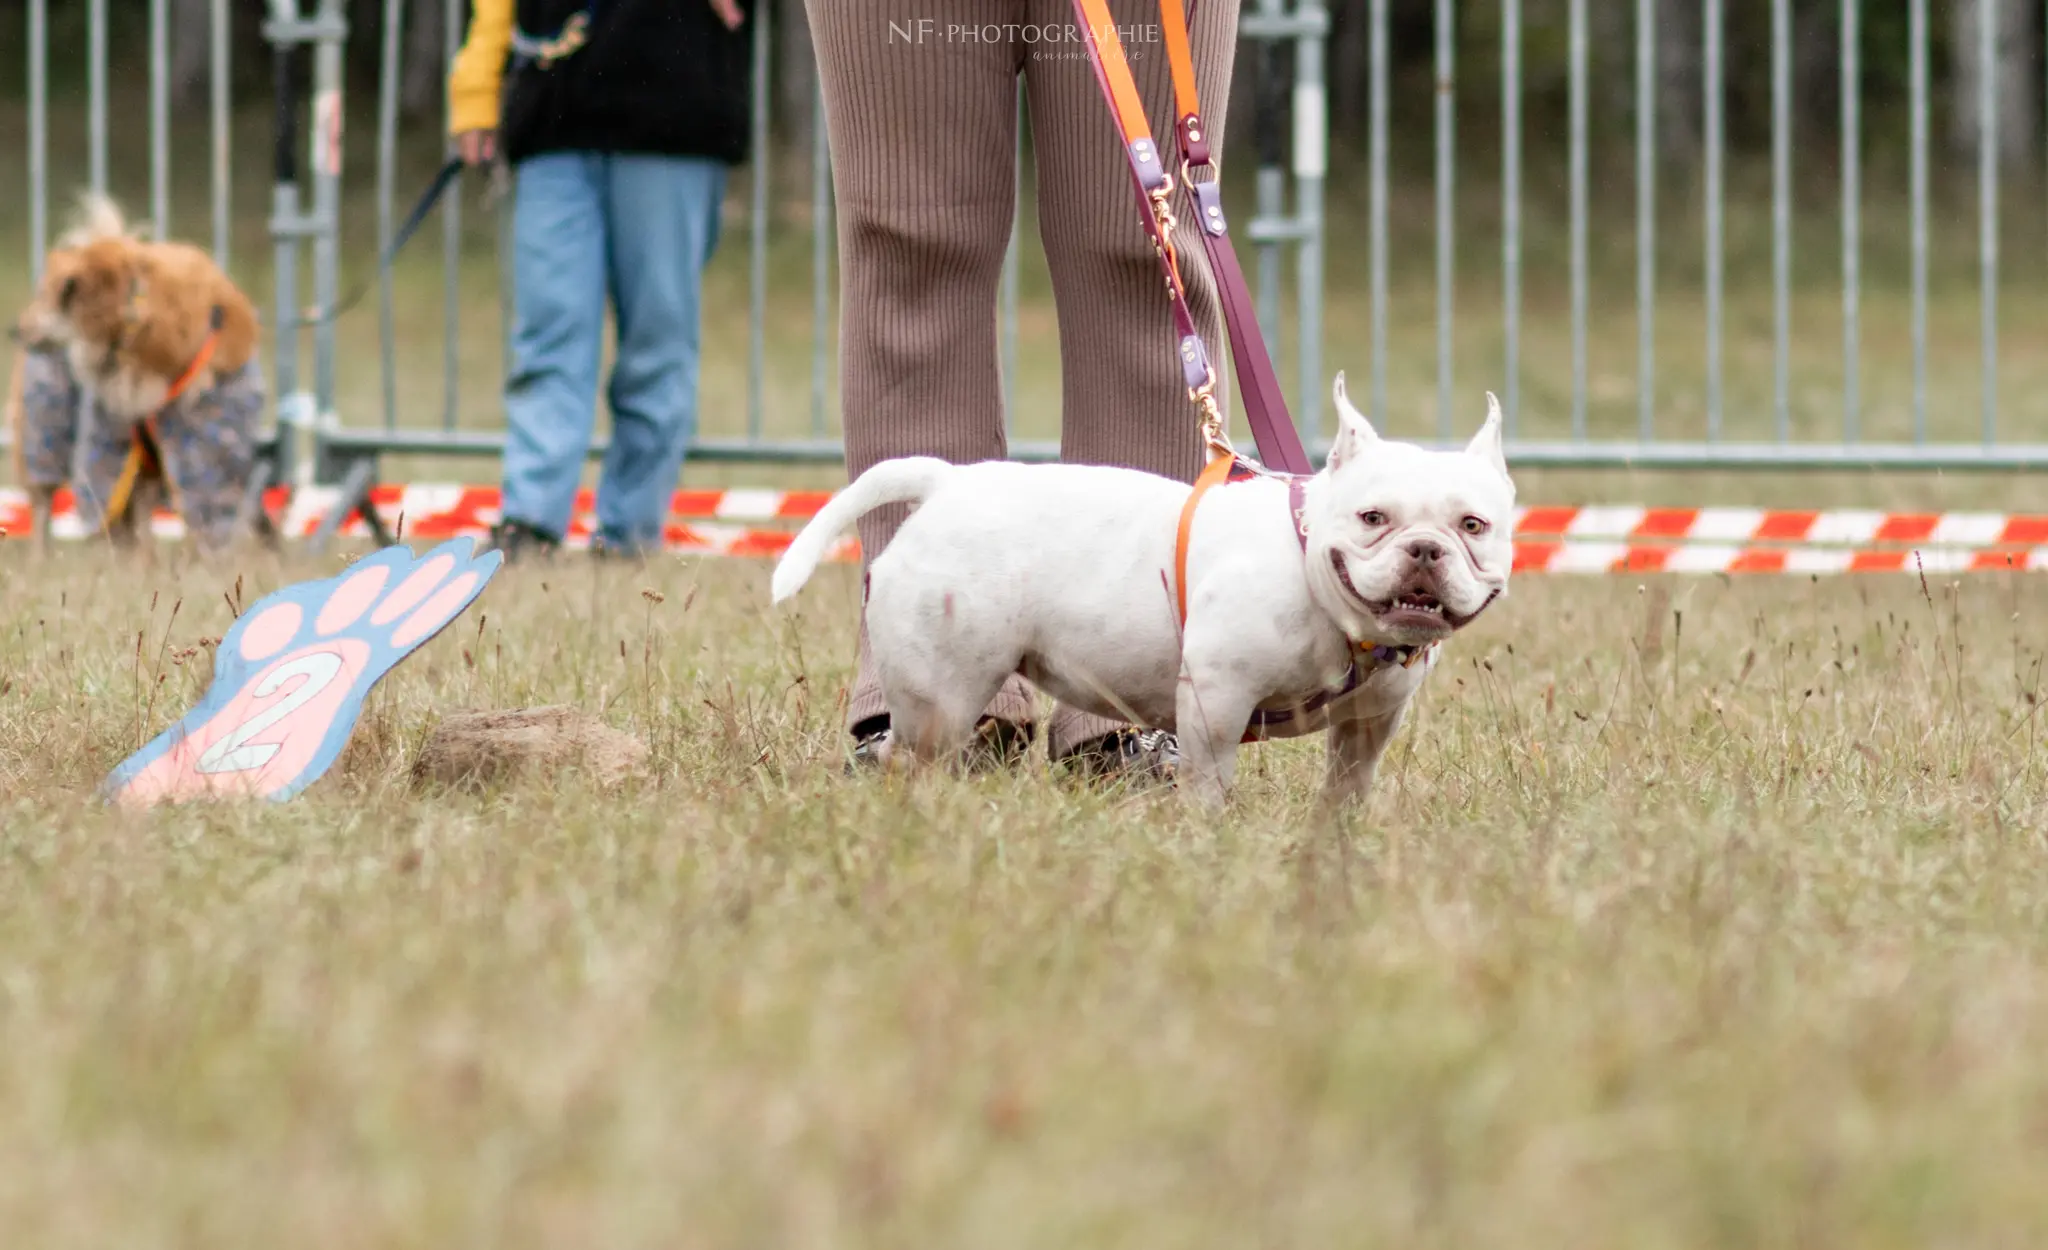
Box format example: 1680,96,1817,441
1405,537,1447,564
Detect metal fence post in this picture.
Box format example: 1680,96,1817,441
89,0,108,198
1769,0,1789,443
269,1,305,491
213,0,233,267
1909,0,1928,444
28,0,47,283
1433,0,1453,441
1252,0,1287,368
441,0,464,434
1634,0,1654,441
1501,0,1520,436
1293,0,1328,444
1704,0,1723,441
1977,0,1998,445
151,0,171,238
310,0,345,445
376,0,405,432
814,84,835,441
1568,0,1587,441
747,1,770,444
1367,0,1386,425
1841,0,1859,443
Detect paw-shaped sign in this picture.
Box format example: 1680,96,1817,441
103,537,502,807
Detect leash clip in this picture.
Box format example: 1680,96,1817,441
1188,368,1233,461
1147,183,1181,290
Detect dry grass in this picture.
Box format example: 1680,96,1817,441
7,96,2048,1244
2,541,2047,1246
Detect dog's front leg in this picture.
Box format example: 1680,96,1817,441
1175,670,1257,810
1323,699,1410,810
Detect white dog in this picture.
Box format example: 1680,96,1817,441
773,376,1517,808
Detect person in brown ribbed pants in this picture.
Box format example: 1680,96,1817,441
808,0,1240,775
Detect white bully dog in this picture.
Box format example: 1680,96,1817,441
772,375,1517,808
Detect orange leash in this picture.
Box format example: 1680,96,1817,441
1156,0,1202,135
1071,0,1159,152
1174,451,1237,629
103,328,219,528
1071,0,1311,475
161,329,222,408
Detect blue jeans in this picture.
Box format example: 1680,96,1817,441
502,151,727,552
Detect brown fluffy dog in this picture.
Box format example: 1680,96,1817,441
8,194,260,551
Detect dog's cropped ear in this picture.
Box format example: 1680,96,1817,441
1466,391,1509,480
1327,371,1381,470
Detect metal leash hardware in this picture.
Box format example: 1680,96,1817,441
1147,182,1181,296
1187,367,1234,463
1151,178,1229,460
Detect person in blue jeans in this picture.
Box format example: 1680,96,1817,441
448,0,751,560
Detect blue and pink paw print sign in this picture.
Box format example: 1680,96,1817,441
103,538,502,807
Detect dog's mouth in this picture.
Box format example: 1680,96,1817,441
1331,551,1494,634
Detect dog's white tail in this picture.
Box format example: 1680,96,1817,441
770,457,953,605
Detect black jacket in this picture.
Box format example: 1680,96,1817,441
503,0,753,167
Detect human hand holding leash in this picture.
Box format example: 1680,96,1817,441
457,128,496,167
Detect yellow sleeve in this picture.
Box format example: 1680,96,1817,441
447,0,514,135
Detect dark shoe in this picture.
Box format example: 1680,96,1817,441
1055,728,1180,786
589,532,655,563
489,519,560,564
846,716,892,775
844,715,1035,775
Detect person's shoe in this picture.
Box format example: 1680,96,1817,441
1055,728,1180,786
589,533,655,563
488,519,560,564
843,715,1035,775
846,717,893,775
962,717,1036,772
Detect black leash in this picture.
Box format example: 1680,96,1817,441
302,157,467,326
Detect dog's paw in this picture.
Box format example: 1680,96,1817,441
104,538,501,807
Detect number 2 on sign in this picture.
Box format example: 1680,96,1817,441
194,652,346,776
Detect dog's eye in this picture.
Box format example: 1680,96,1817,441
1461,516,1489,535
1359,510,1388,527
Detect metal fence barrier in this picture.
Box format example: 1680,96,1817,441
13,0,2048,542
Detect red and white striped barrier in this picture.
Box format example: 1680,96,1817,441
5,485,2045,574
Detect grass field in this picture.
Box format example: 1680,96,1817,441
3,545,2048,1246
9,97,2048,1245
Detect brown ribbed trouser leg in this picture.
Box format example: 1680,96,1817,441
809,0,1240,757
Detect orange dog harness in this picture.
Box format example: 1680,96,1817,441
102,311,223,530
